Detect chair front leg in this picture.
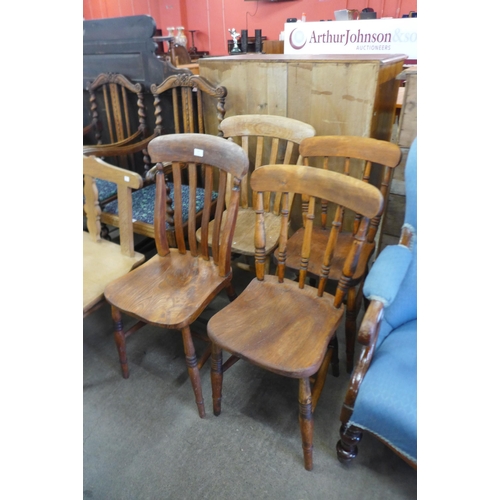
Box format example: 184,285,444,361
345,286,359,373
299,377,314,471
181,326,206,418
336,423,363,464
211,343,223,416
111,305,129,379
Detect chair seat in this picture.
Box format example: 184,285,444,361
207,275,344,378
102,182,218,227
196,208,281,256
104,250,231,329
82,178,117,204
83,231,145,314
281,227,375,281
350,319,417,463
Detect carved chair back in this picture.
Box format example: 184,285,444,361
86,73,148,171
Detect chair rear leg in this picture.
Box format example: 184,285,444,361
299,377,314,471
225,282,237,302
111,305,129,379
181,326,206,418
211,343,223,416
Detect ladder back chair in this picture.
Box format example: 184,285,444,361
207,164,384,470
83,155,145,318
104,134,249,418
280,136,401,374
93,73,228,248
196,114,316,273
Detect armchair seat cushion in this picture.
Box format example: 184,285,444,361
102,182,218,228
83,179,118,204
349,319,417,464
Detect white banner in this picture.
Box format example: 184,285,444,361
283,18,417,60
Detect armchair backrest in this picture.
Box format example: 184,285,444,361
383,137,417,332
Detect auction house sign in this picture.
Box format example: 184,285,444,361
284,18,417,60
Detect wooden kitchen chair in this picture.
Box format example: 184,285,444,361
83,155,145,318
93,73,228,247
279,136,401,374
196,114,316,272
207,164,384,470
104,134,248,418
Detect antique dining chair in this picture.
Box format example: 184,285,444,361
207,163,384,470
336,137,417,468
83,155,145,318
195,114,316,273
83,72,153,178
103,133,249,418
279,136,401,374
90,73,228,247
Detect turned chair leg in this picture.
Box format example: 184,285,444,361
211,343,223,416
345,287,358,373
112,305,129,379
225,283,238,302
336,423,363,464
330,336,340,377
181,326,205,419
299,377,314,471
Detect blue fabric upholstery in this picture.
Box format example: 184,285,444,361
350,320,417,463
83,179,118,204
346,137,417,464
102,182,218,229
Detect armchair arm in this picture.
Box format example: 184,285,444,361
363,244,412,307
83,155,143,190
82,132,158,157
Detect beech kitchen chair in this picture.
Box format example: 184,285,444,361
83,155,145,318
103,133,249,418
336,137,417,468
207,163,384,470
279,136,401,374
196,114,316,273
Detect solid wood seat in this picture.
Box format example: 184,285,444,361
208,275,343,378
103,133,249,418
196,114,316,271
83,155,145,317
279,136,402,373
207,164,384,470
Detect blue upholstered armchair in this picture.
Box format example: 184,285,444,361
336,137,417,468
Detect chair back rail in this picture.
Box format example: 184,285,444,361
251,165,383,304
148,134,249,276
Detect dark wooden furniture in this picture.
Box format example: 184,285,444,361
83,15,190,151
207,163,384,470
83,73,152,176
195,114,316,272
83,155,145,318
103,134,249,418
280,136,401,374
84,73,228,247
337,137,417,468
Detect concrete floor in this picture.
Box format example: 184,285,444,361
83,252,417,499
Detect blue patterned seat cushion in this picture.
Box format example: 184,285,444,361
83,179,118,204
349,319,417,464
102,182,218,229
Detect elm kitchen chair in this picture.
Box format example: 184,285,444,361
207,163,384,470
279,136,401,374
196,114,316,273
103,133,248,418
